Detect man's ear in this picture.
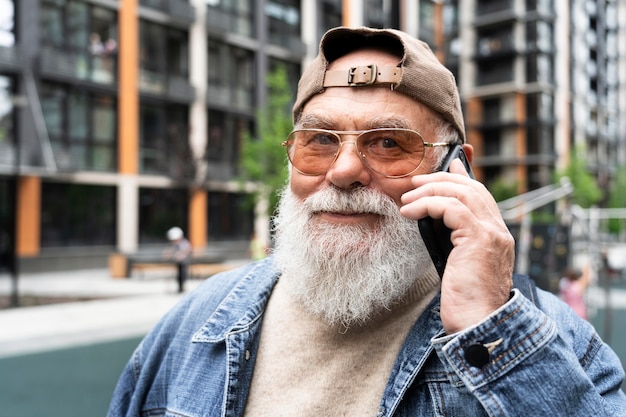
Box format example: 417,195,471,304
462,143,474,164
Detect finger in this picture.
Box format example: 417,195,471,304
401,181,491,219
448,159,471,177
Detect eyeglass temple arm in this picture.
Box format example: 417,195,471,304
424,142,452,148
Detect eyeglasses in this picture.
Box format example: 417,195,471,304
282,128,451,178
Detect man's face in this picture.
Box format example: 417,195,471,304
272,48,442,327
290,48,443,223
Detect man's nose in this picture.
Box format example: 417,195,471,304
327,140,371,188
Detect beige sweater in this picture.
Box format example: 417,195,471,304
243,269,440,417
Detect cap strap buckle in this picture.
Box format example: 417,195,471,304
348,64,378,86
323,65,402,88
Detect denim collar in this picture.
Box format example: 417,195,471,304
192,257,280,343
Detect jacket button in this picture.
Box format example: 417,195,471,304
464,344,490,368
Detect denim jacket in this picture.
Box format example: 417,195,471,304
108,257,626,417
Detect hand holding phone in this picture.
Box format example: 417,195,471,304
418,145,474,278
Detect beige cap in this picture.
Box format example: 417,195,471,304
292,26,465,142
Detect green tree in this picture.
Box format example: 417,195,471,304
607,166,626,234
556,144,603,208
488,177,519,202
239,65,292,215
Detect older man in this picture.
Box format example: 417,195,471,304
108,27,625,417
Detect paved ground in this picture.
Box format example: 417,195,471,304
0,265,624,417
0,267,210,357
0,263,249,417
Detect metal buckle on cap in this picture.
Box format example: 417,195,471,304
348,64,378,86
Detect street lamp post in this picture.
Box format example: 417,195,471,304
10,99,20,307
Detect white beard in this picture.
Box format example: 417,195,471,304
272,185,434,327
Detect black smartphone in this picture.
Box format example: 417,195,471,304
418,144,475,278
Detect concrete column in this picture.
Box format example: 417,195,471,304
343,0,364,27
16,176,40,256
189,0,208,163
117,176,139,253
118,0,139,175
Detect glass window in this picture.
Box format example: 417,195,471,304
40,183,116,248
167,29,189,78
140,102,191,177
526,0,553,14
266,0,300,48
41,82,117,172
364,0,399,28
526,53,553,83
476,0,512,16
140,104,167,173
41,84,66,138
481,128,501,157
207,110,251,165
67,1,88,49
167,106,192,179
0,177,14,272
140,21,189,93
138,187,188,244
207,40,255,109
442,0,459,37
526,92,553,123
140,0,167,9
419,0,435,46
526,20,553,53
477,25,514,56
92,96,115,142
69,92,88,141
320,0,342,37
483,98,501,124
206,0,254,37
0,75,15,167
477,58,513,85
0,0,15,47
207,192,254,240
90,7,118,84
140,21,166,93
41,1,118,84
233,48,254,109
526,125,553,156
41,2,64,47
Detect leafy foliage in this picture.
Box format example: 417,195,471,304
488,177,519,202
555,144,603,208
238,65,292,215
607,166,626,234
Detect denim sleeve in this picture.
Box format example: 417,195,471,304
106,341,143,417
432,289,626,417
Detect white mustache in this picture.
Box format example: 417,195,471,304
303,186,397,216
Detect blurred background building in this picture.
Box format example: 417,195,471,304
0,0,625,274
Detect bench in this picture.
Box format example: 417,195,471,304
109,249,231,279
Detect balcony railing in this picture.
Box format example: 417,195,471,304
0,45,21,70
39,46,116,85
140,0,195,25
167,76,196,103
476,0,514,17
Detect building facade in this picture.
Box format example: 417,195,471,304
0,0,624,273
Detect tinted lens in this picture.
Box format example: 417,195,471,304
285,130,340,175
358,129,425,177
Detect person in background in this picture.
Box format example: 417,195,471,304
164,226,191,293
108,27,625,416
559,264,591,320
